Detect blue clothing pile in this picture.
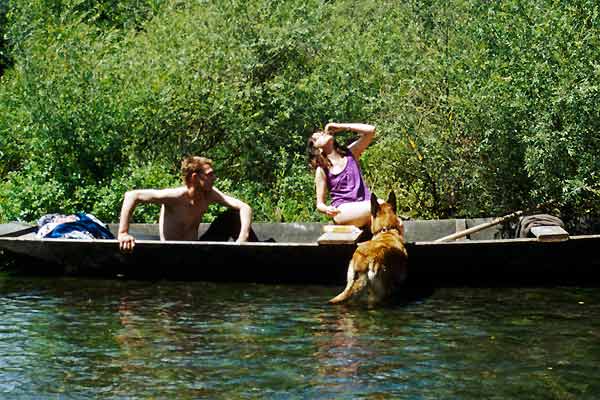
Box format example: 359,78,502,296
36,213,115,240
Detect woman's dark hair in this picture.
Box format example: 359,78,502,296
306,132,348,172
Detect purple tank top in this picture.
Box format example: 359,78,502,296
326,153,371,207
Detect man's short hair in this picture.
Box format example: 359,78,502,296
181,156,213,182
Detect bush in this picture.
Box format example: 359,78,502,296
1,0,599,225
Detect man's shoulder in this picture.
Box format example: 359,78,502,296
149,186,188,202
165,186,188,194
206,186,225,202
149,186,185,195
207,187,241,205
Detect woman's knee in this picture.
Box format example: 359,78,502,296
333,206,371,227
338,217,370,227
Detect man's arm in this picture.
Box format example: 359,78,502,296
210,188,253,243
118,188,181,251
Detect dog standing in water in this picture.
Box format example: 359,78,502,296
329,192,408,306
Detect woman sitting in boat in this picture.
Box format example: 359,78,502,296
307,122,400,231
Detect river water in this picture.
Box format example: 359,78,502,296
1,275,599,399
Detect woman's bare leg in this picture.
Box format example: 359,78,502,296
333,199,404,238
333,200,372,227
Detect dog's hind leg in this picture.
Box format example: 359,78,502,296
329,263,368,304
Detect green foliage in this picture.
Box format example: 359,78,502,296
459,0,600,216
361,0,488,218
1,0,599,225
0,162,68,222
0,0,9,75
92,159,179,223
236,148,323,223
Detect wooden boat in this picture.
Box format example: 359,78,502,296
2,219,600,285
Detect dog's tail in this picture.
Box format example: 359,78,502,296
329,266,368,304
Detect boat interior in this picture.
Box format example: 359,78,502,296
99,219,507,243
2,217,581,244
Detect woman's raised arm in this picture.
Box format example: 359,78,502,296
325,122,375,159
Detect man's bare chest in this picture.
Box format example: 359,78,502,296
181,200,208,221
165,201,207,226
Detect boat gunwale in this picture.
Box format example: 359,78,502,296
0,236,323,247
414,234,600,245
3,233,600,246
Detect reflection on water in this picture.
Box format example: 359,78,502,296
1,275,599,399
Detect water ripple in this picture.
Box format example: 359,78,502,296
1,278,599,398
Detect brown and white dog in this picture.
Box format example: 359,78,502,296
329,192,408,306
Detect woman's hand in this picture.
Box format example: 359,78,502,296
325,205,340,217
324,122,343,134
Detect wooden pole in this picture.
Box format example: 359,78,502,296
434,210,524,242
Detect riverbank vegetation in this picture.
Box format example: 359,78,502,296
1,0,599,225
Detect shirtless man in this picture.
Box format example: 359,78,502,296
118,156,254,251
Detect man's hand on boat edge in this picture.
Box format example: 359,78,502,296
118,232,136,252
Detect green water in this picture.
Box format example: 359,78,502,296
0,276,599,399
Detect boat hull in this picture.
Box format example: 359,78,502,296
0,237,356,284
409,236,600,286
2,222,600,285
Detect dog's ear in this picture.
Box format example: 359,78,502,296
387,191,397,214
370,193,379,217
